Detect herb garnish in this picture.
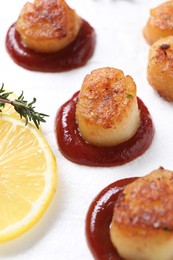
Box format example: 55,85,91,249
126,93,133,99
0,84,48,128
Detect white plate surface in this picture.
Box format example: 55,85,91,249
0,0,172,259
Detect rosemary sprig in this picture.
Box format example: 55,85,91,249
0,84,49,128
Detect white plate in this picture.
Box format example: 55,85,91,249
0,0,171,259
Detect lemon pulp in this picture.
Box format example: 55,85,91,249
0,115,57,242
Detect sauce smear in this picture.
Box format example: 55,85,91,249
6,19,96,72
86,177,137,260
55,91,154,167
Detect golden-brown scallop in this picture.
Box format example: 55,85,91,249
143,1,173,45
147,36,173,101
75,67,140,147
16,0,81,53
110,167,173,260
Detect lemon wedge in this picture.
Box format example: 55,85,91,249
0,114,57,242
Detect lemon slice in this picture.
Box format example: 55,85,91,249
0,114,57,242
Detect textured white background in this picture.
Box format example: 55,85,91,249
0,0,172,259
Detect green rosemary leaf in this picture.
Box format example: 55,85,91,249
0,84,48,128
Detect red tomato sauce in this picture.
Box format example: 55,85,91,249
6,19,96,72
55,91,154,166
85,177,137,260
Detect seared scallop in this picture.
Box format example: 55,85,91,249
110,167,173,260
147,36,173,101
16,0,81,53
143,1,173,45
75,67,140,147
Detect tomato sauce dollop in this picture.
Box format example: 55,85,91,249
85,177,137,260
6,19,96,72
55,91,154,167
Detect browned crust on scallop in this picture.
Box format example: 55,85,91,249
16,0,79,40
143,1,173,45
76,67,136,129
147,36,173,101
112,167,173,232
150,1,173,31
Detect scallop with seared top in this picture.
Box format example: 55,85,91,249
76,67,140,146
6,0,96,71
55,67,154,166
16,0,81,53
143,1,173,45
110,167,173,260
147,36,173,101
